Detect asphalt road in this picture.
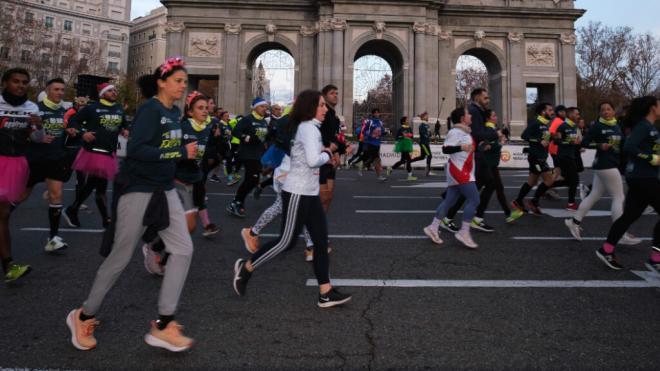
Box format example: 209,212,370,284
1,168,659,370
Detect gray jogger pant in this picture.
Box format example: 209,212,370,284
82,190,193,316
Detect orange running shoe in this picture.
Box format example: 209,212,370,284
144,320,193,352
241,228,259,254
66,308,99,350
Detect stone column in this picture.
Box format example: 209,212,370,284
437,30,453,135
164,20,185,58
413,22,427,116
331,18,347,114
507,32,526,137
222,23,241,114
317,19,333,89
425,24,439,122
300,24,320,93
560,32,578,107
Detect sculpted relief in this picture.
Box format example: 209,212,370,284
189,33,221,57
526,42,555,67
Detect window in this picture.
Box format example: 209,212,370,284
108,51,121,58
82,23,91,35
108,61,119,73
41,53,51,63
60,55,68,66
25,12,34,22
20,50,31,63
0,47,9,60
64,20,72,31
45,16,54,28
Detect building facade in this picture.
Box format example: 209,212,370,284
0,0,131,84
162,0,583,135
128,6,168,80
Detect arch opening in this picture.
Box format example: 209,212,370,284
247,43,295,106
455,48,503,122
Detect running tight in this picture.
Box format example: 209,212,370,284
251,191,330,285
392,152,412,173
574,168,624,223
234,160,261,204
70,175,109,221
606,178,660,248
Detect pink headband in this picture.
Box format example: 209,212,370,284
159,57,186,77
186,91,204,107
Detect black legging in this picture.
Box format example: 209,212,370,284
250,191,330,285
533,157,579,204
392,152,412,173
348,142,364,165
70,175,108,221
475,166,510,218
411,143,432,170
234,159,261,204
607,178,660,247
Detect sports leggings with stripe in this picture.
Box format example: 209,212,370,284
250,191,330,285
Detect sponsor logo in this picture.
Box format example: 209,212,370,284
501,150,511,162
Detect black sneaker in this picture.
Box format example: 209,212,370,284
439,218,459,233
63,207,81,228
226,201,245,218
318,288,352,308
253,186,263,200
209,174,222,183
232,259,251,296
470,219,495,233
595,248,623,271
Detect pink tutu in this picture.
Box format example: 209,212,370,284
0,156,29,203
73,148,118,180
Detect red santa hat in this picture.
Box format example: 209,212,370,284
97,83,116,98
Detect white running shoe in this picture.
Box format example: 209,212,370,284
619,233,642,246
142,244,164,276
377,175,388,182
44,236,68,252
455,230,478,249
423,226,443,245
564,218,582,241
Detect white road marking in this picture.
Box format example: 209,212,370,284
260,233,427,239
305,278,659,288
513,236,652,241
354,208,641,218
21,227,104,233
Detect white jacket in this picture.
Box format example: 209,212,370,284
282,119,330,196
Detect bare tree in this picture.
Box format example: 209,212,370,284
621,33,660,97
455,55,488,106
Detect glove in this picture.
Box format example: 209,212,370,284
650,154,659,166
244,135,250,143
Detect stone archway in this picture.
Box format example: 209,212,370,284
347,38,406,132
454,42,507,125
241,40,298,113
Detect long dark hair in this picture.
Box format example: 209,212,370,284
624,96,658,128
288,89,322,134
137,60,187,99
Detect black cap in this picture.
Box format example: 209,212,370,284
555,105,567,113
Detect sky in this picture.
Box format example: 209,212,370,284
132,0,660,35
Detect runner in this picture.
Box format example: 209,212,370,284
66,57,196,352
423,107,479,249
347,117,367,168
361,108,387,182
551,107,582,210
232,89,351,308
63,83,128,228
511,102,555,215
388,116,416,181
0,67,43,282
410,112,434,176
564,102,640,245
19,78,69,252
596,96,660,273
226,98,269,217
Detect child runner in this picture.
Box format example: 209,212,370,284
423,107,479,249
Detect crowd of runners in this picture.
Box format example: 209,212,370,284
0,57,658,352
